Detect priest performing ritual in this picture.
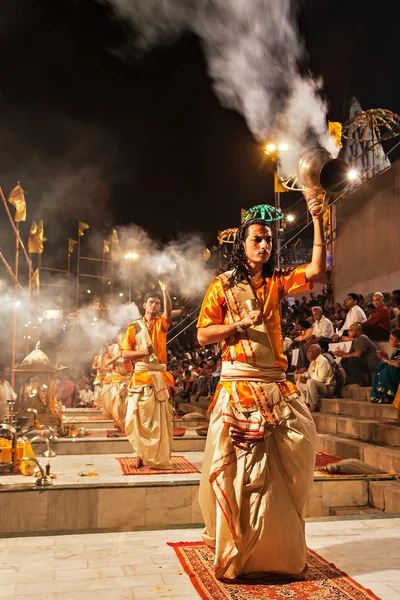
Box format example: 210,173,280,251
197,192,325,580
121,283,173,469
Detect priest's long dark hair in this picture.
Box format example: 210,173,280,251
226,218,275,285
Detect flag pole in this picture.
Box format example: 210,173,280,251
76,231,81,311
10,223,20,387
102,246,105,303
67,247,71,315
0,187,32,275
25,253,33,357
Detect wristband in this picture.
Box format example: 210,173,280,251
236,320,245,333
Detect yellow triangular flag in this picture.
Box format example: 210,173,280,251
328,121,343,148
68,239,77,254
78,221,89,237
203,247,211,261
8,184,26,222
28,221,45,254
112,228,118,245
274,173,288,193
103,240,110,254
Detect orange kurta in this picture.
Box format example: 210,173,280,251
197,265,312,407
121,315,174,387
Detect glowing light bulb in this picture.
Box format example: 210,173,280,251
286,214,295,222
348,169,359,181
279,143,289,152
125,252,139,260
266,143,276,153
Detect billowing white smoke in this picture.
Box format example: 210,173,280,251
102,0,337,175
112,224,214,298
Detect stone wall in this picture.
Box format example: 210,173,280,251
332,161,400,302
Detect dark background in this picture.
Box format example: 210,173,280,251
0,0,399,260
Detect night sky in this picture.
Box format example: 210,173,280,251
0,0,399,264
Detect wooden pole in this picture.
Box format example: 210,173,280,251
0,187,32,275
0,252,23,288
76,233,81,311
10,223,20,388
67,250,71,315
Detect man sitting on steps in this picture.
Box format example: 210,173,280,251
297,344,336,412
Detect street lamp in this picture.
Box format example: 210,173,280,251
124,252,139,303
264,142,289,268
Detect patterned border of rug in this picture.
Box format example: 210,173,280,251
315,450,342,470
168,541,381,600
116,455,201,475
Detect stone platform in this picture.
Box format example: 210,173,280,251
0,449,394,536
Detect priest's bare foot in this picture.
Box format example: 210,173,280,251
133,456,143,469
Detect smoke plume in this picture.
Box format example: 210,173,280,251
102,0,337,175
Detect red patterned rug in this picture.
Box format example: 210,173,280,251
168,541,381,599
116,455,200,475
315,450,342,470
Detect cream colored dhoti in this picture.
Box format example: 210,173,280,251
111,380,129,431
199,382,316,579
125,363,173,469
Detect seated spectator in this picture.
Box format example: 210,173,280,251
362,292,391,341
76,383,94,407
319,339,345,397
312,306,334,342
182,369,194,401
291,300,303,321
209,359,221,397
334,323,379,387
293,319,314,371
371,329,400,404
332,293,367,341
297,344,336,412
309,292,319,307
390,290,400,329
300,296,312,317
194,367,213,402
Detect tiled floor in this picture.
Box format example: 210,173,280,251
0,518,400,599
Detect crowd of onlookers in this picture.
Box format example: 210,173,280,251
53,288,400,412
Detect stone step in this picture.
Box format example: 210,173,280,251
329,505,384,516
65,408,104,418
317,433,400,473
0,452,374,534
320,397,400,421
313,414,400,446
342,387,372,401
369,480,400,513
31,433,207,455
66,418,114,430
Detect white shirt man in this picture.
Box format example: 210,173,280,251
0,376,17,422
312,306,334,339
297,344,336,411
79,386,94,406
335,294,367,338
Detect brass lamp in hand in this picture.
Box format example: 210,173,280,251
242,299,263,328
